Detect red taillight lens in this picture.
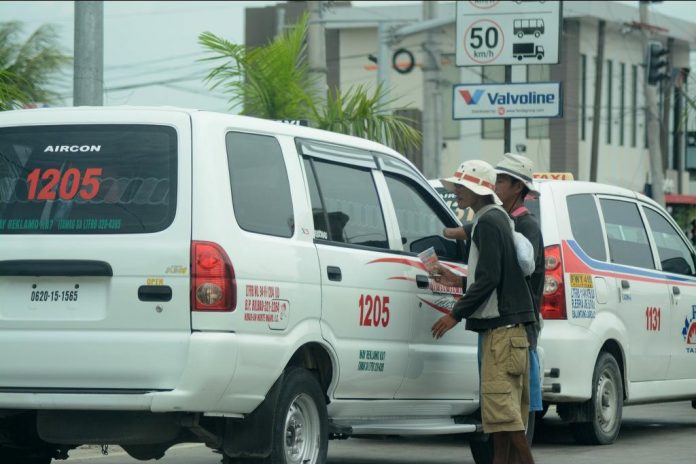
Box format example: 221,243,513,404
191,241,236,312
541,244,566,320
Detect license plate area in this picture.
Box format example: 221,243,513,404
0,277,106,321
30,285,80,304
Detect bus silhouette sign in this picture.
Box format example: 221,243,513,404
456,1,561,66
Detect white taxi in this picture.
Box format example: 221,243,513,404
535,177,696,444
0,107,490,464
434,172,696,445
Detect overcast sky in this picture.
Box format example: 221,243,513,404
1,1,695,112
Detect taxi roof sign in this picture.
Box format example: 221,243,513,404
533,172,574,181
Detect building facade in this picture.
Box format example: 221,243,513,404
246,1,696,194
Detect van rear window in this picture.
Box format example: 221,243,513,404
0,124,177,234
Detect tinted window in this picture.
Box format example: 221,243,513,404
311,160,388,249
226,132,293,237
644,207,696,275
600,198,654,269
566,194,606,261
386,175,459,260
0,124,176,234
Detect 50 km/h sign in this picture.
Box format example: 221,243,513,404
456,0,561,66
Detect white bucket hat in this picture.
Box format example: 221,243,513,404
440,160,502,205
495,152,540,196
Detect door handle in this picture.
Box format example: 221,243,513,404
416,274,430,289
138,285,172,302
621,280,630,290
327,266,342,282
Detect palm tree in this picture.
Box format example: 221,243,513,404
0,21,71,109
199,15,420,153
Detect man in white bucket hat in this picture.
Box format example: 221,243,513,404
431,159,536,464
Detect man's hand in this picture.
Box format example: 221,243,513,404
431,314,459,339
431,264,463,288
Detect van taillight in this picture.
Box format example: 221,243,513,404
541,245,566,320
191,241,236,312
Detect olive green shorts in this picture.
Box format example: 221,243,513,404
480,324,530,433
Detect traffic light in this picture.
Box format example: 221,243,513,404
646,41,669,86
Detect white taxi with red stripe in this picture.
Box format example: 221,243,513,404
0,107,487,464
534,178,696,445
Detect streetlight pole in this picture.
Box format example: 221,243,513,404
73,1,104,106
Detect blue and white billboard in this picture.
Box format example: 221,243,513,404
452,81,562,119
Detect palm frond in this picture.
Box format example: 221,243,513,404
199,13,318,119
313,83,421,153
0,69,30,110
0,21,71,104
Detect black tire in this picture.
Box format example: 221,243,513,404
569,353,623,445
0,447,52,464
469,433,493,464
267,367,328,464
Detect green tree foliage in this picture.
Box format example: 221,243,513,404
199,15,420,153
0,21,71,109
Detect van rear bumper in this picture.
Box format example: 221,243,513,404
0,331,243,413
539,322,597,402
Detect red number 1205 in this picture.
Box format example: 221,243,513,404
26,168,103,201
359,294,390,327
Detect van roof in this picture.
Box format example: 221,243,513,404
539,179,661,209
0,105,416,172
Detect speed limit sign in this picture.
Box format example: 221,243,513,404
456,1,561,66
464,19,505,64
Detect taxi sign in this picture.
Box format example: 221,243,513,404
533,172,574,180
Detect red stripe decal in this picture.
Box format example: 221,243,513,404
419,297,450,315
562,241,696,287
368,257,427,271
388,276,416,282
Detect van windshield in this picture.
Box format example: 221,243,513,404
0,124,177,234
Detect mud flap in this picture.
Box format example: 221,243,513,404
222,372,284,458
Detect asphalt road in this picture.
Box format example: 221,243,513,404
64,401,696,463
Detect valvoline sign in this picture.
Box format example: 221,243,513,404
453,82,562,120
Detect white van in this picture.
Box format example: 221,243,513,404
0,107,491,464
534,179,696,445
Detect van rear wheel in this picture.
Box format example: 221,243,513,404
269,368,328,464
222,368,328,464
569,352,623,445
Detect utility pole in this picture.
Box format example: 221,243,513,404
73,1,104,106
421,1,442,179
308,1,328,104
589,20,605,182
640,1,666,206
660,36,674,172
503,65,512,153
